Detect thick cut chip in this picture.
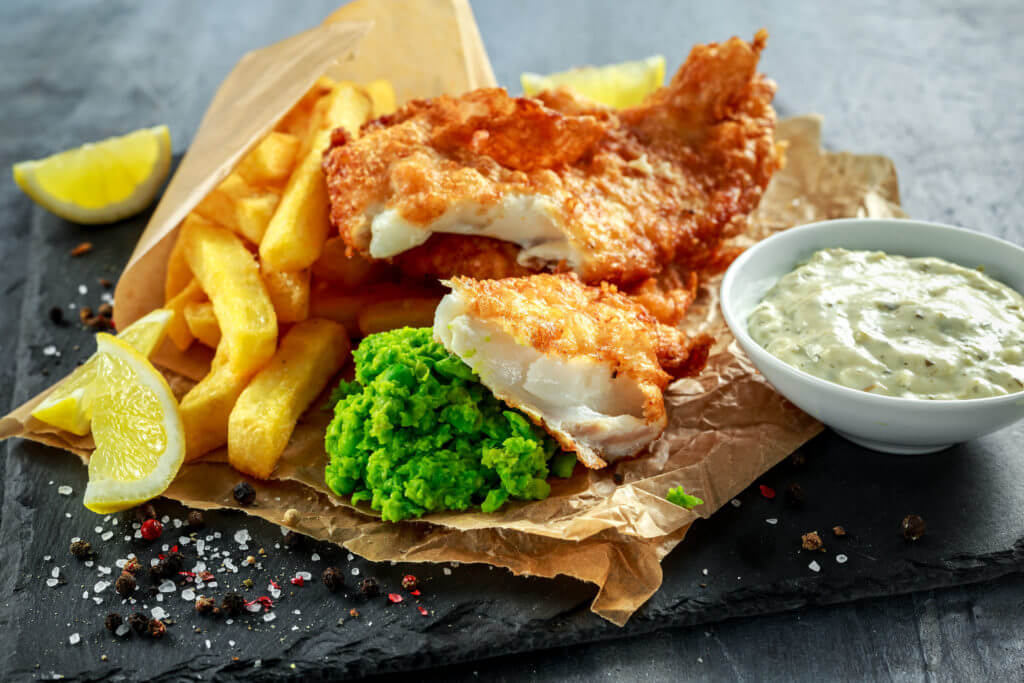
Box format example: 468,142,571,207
277,76,338,142
434,273,711,468
179,343,252,461
183,301,221,348
193,172,279,245
262,267,310,323
164,229,192,301
228,318,349,479
259,84,372,271
365,79,397,117
357,297,440,336
182,219,277,376
236,132,301,187
234,194,280,245
165,279,206,351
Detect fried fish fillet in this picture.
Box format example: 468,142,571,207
324,31,780,287
433,273,712,468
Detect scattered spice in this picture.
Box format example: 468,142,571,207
48,306,67,327
322,567,343,593
232,482,256,506
901,514,926,541
69,539,92,560
134,503,157,523
358,577,380,598
70,242,93,257
790,452,807,468
759,484,776,499
387,593,404,604
221,592,246,617
128,612,149,635
104,613,123,633
282,531,303,549
349,608,360,618
115,572,136,598
801,531,824,551
187,510,205,529
97,302,113,318
164,552,185,575
832,525,847,537
417,606,429,616
289,576,305,587
401,574,418,590
785,483,805,508
242,578,254,589
195,595,217,616
122,558,142,574
140,518,163,541
148,561,168,583
99,277,113,288
147,618,166,639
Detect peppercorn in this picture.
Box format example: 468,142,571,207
801,531,824,551
97,302,113,318
187,510,205,529
48,306,67,327
122,558,142,574
832,525,847,537
282,531,303,549
69,539,92,560
221,592,246,617
148,561,168,583
99,277,113,288
785,483,806,508
358,577,380,598
195,595,217,615
232,481,256,506
140,518,163,541
901,514,926,541
78,306,94,324
790,452,807,469
115,571,136,598
104,613,123,632
164,552,185,575
134,503,157,523
129,612,149,635
401,574,418,590
147,618,166,639
321,567,343,593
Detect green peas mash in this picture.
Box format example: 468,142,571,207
324,327,576,522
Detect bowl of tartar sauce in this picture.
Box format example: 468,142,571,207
720,218,1024,454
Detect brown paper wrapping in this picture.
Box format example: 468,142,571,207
0,2,907,625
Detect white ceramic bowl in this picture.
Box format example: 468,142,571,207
720,218,1024,454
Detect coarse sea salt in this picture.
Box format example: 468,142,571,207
92,597,103,605
836,554,849,564
57,486,73,496
181,588,196,601
43,555,52,561
158,580,177,593
808,561,821,572
296,571,312,581
234,529,251,545
101,531,113,541
311,553,320,562
78,284,88,295
766,518,778,525
68,633,80,645
43,345,61,357
442,568,451,576
263,612,276,622
94,581,110,593
115,624,130,637
151,606,168,620
350,568,360,576
46,578,59,588
246,603,262,613
51,567,60,578
98,566,111,575
730,499,742,508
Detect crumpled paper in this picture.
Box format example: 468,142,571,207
0,1,906,626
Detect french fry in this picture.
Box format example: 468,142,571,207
164,229,192,301
228,318,350,479
193,172,279,245
309,282,413,331
311,236,386,287
180,343,253,461
182,219,277,376
357,297,441,336
236,132,301,187
259,84,372,271
365,79,397,117
183,301,221,348
262,267,310,323
276,76,337,140
234,194,280,245
165,279,205,351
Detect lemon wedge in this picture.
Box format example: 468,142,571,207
12,125,171,224
82,333,184,513
521,56,666,109
32,308,173,436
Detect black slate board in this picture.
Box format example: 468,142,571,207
1,193,1022,681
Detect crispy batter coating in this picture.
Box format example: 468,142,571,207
323,31,780,286
624,264,700,327
446,273,712,426
394,234,534,282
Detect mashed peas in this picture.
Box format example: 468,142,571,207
324,327,571,522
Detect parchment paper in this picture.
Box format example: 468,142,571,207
0,1,906,625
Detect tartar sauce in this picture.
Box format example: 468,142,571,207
748,248,1024,400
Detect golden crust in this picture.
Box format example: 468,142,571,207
446,273,712,428
323,31,780,286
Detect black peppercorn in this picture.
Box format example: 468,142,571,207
147,618,166,639
282,531,303,549
785,483,806,508
49,306,67,326
69,539,92,560
221,592,246,617
115,571,136,598
148,560,168,583
129,612,149,635
232,482,256,506
104,613,123,633
901,514,926,541
358,577,380,598
164,552,185,575
187,510,205,529
790,452,807,469
195,595,217,615
321,567,343,593
97,302,114,318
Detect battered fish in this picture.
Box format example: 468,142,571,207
324,31,780,286
433,273,712,468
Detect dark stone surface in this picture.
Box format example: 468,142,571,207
1,0,1023,680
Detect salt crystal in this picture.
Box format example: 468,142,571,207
730,499,741,508
292,609,301,615
71,536,81,543
229,640,236,647
94,581,110,593
701,568,709,576
350,568,360,576
82,591,88,599
161,515,170,524
92,597,103,605
158,580,176,593
101,531,113,541
43,345,61,357
133,531,142,539
173,519,182,528
205,639,211,649
98,566,111,575
43,555,52,561
84,560,94,568
296,571,312,581
65,513,72,518
46,578,59,587
57,485,73,496
766,518,778,525
263,612,276,622
246,603,262,613
160,543,168,551
442,568,452,576
311,553,320,562
68,633,80,645
207,581,218,588
836,554,849,564
104,515,111,522
196,540,205,554
226,619,234,625
291,626,299,631
94,526,103,534
150,558,160,567
115,624,130,637
157,595,163,602
808,561,821,572
151,606,167,620
214,532,222,539
115,559,126,569
124,535,131,542
78,284,88,295
178,536,190,545
68,302,76,310
346,553,354,561
101,292,114,304
234,530,250,545
51,567,60,578
181,588,196,601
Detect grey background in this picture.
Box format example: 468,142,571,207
2,0,1023,680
